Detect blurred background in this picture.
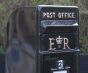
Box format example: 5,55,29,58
0,0,88,55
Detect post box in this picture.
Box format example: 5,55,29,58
6,5,79,73
37,5,79,73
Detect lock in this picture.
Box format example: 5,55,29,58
56,60,64,70
51,60,70,73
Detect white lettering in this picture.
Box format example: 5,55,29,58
49,38,56,50
43,12,56,18
48,36,70,50
63,38,70,49
58,12,75,18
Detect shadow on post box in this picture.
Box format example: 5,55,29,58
5,5,80,73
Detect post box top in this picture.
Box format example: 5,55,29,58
38,5,79,27
38,5,78,8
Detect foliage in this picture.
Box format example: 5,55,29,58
54,0,71,5
31,0,48,6
80,36,88,55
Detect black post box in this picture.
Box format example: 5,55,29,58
6,5,79,73
37,5,79,73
